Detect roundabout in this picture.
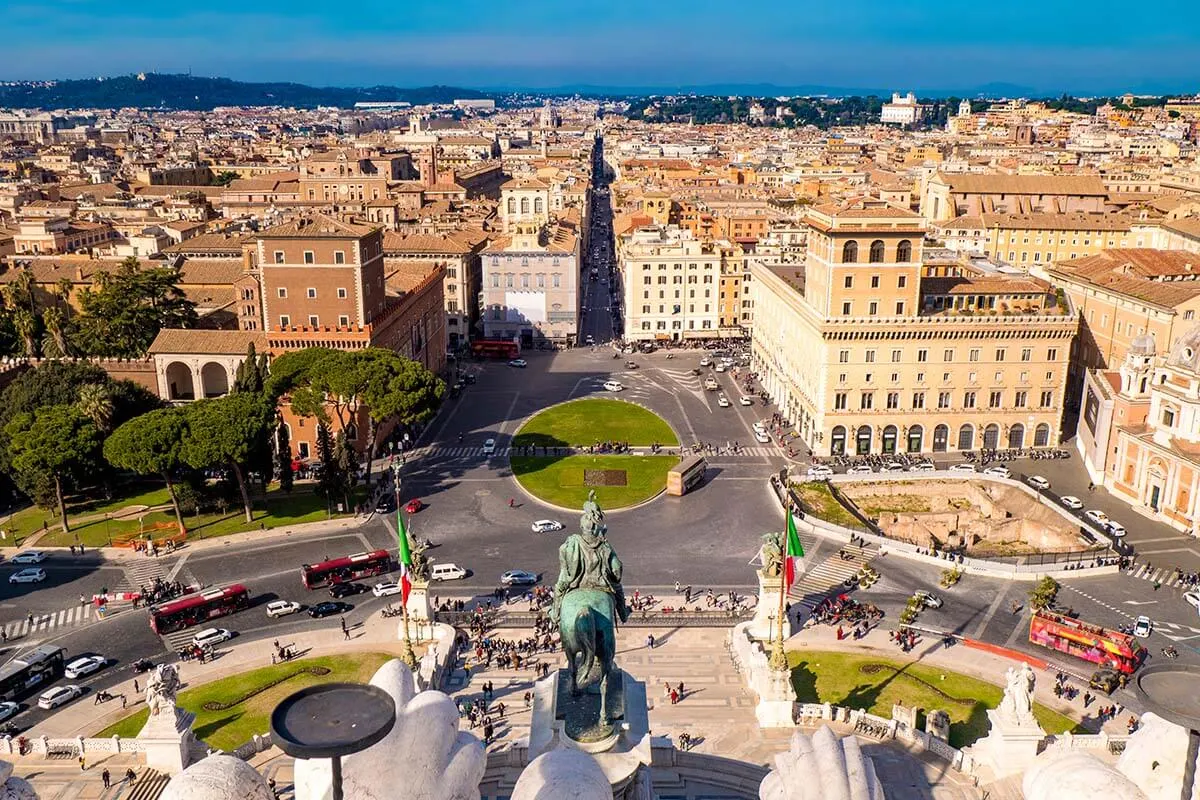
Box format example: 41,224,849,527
511,398,680,510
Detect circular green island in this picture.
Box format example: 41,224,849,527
511,398,680,510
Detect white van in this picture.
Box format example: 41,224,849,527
431,563,467,581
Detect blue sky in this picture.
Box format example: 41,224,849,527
3,0,1199,92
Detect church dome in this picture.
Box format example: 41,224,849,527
1129,333,1156,356
1168,324,1200,371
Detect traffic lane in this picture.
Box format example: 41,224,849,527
1060,574,1200,659
0,563,129,616
183,530,382,588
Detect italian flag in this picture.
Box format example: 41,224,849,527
784,511,805,593
396,505,412,605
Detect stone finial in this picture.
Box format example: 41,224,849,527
759,727,884,800
511,749,611,800
0,760,37,800
160,755,272,800
294,659,486,800
1023,752,1147,800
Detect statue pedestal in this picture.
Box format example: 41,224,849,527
967,710,1046,778
406,579,431,622
136,706,196,775
527,669,653,798
755,665,796,729
748,569,790,643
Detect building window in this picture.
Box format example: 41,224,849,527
887,392,900,409
869,301,878,315
865,350,876,363
273,251,284,264
337,287,347,298
938,391,951,409
944,349,954,362
844,275,853,289
553,274,560,288
303,251,314,264
506,274,514,288
491,274,500,288
338,315,349,326
842,301,852,315
307,288,316,298
1014,391,1027,408
895,301,904,315
1047,348,1057,361
995,348,1006,361
334,251,345,264
860,392,873,410
988,390,1002,408
1163,408,1176,427
1021,348,1032,361
896,240,912,262
891,349,902,363
869,240,885,263
308,315,319,326
912,392,925,409
839,349,850,363
898,275,907,288
842,241,858,262
834,392,847,410
1040,390,1053,407
871,275,880,289
279,315,290,327
917,349,927,362
964,391,976,409
969,349,980,362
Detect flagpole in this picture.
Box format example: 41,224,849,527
391,462,419,669
769,508,791,671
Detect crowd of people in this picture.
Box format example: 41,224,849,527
139,577,189,607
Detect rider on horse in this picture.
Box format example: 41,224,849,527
551,491,630,628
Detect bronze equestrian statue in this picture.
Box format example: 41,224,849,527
552,491,630,726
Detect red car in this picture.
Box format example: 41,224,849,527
404,499,423,514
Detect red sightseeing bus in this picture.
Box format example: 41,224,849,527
1028,610,1146,674
471,339,519,359
149,585,251,634
300,550,392,589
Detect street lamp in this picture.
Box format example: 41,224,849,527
390,461,418,670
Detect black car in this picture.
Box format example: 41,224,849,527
309,601,350,618
132,658,156,673
329,582,366,599
375,496,396,514
1089,669,1121,694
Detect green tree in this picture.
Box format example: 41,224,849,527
212,170,240,186
6,405,102,532
314,423,342,509
75,382,116,433
334,431,357,510
103,407,190,532
180,393,273,523
75,257,198,358
275,420,293,494
233,342,270,394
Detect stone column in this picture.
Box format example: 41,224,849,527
748,568,790,643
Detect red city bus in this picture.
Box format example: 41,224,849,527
471,339,519,359
1028,610,1146,674
149,585,251,634
300,550,392,590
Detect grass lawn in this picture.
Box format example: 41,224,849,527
37,487,362,549
95,653,393,750
792,482,867,531
2,482,174,545
512,398,679,448
511,455,677,509
788,650,1085,748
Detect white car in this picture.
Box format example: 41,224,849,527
983,465,1012,479
909,462,936,472
754,431,771,444
9,568,46,584
481,438,496,455
1133,615,1153,638
531,520,564,533
0,702,18,723
37,685,83,710
192,628,233,649
602,380,624,392
715,363,727,372
372,582,402,597
1060,495,1084,510
1026,475,1051,490
717,394,730,408
1084,509,1111,527
882,462,907,473
10,550,46,564
266,600,301,618
1105,521,1127,538
64,655,106,679
948,463,978,473
847,465,874,475
739,396,753,406
806,466,834,481
699,357,712,367
1184,591,1200,613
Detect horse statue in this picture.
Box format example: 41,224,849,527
552,492,630,728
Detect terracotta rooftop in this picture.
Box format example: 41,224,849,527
935,173,1108,197
147,328,266,356
258,214,378,239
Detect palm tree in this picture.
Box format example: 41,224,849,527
42,306,72,357
76,383,115,433
12,309,39,358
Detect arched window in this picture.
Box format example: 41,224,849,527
1007,424,1024,449
831,425,847,456
907,425,924,453
932,424,949,452
842,241,858,263
957,424,975,451
882,425,898,454
869,240,885,263
896,240,912,262
506,198,515,214
345,423,358,441
534,197,544,213
983,423,1000,449
520,197,529,214
1034,423,1051,447
856,425,873,455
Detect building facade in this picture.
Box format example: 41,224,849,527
619,225,725,341
480,218,580,346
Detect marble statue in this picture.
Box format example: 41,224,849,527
759,727,885,800
146,663,181,717
998,662,1036,725
760,532,783,578
0,761,36,800
161,755,274,800
552,494,631,727
511,749,612,800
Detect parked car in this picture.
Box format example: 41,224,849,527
266,600,301,618
1105,521,1128,538
8,568,45,584
754,431,771,444
1060,495,1084,510
948,463,978,473
507,359,528,368
1089,669,1121,694
309,601,350,618
192,628,233,649
531,520,564,533
1026,475,1051,490
37,685,83,710
909,462,936,472
602,380,624,392
1084,509,1111,527
807,466,834,481
739,396,754,406
372,582,402,598
624,361,638,370
983,465,1012,479
329,582,366,599
0,702,18,723
914,590,944,609
1133,615,1153,638
404,498,423,514
716,393,731,408
1183,591,1200,613
882,462,907,473
64,655,107,679
501,569,539,587
10,550,46,564
481,438,496,456
847,465,874,475
132,658,156,673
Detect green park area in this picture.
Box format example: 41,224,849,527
792,482,867,531
512,398,678,448
510,398,680,509
789,650,1084,748
97,653,393,751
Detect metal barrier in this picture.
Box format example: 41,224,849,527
433,609,752,629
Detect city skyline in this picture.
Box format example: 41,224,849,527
3,0,1200,94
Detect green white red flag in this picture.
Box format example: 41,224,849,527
785,511,805,593
396,505,412,604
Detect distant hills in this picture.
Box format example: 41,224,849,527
0,73,490,110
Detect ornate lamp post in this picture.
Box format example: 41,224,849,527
389,461,419,670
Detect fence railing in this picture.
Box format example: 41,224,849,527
433,608,752,629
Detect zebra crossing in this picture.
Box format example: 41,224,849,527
2,604,100,640
787,537,879,612
413,444,780,462
1126,563,1199,590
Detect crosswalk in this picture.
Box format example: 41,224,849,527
787,536,879,613
2,604,100,639
411,444,779,462
1126,563,1200,590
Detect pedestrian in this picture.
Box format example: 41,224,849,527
645,633,655,649
340,617,347,631
79,755,86,771
344,626,351,640
677,681,685,699
102,769,111,789
121,694,127,709
664,681,672,700
133,679,139,694
483,720,494,744
126,768,137,785
524,691,532,708
508,497,515,508
669,689,679,705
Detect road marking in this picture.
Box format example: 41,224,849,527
1123,600,1158,606
495,391,523,438
971,584,1014,639
166,551,191,582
